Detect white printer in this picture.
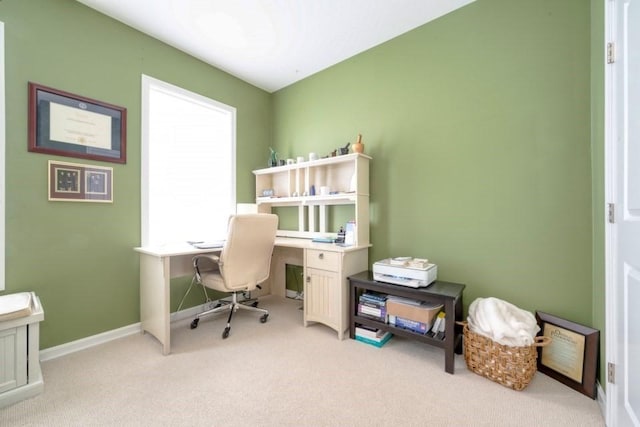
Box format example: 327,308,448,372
372,257,437,288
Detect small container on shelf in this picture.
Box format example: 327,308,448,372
352,134,365,153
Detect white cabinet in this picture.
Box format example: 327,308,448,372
305,249,341,336
0,327,27,393
253,153,370,246
304,247,368,339
0,294,44,408
305,268,340,332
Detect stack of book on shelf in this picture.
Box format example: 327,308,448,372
357,292,387,322
354,325,392,348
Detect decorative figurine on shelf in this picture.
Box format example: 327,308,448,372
352,134,364,153
338,142,350,155
269,147,278,167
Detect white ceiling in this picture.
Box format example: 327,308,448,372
76,0,475,93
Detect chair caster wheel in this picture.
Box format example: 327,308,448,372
222,327,230,339
190,318,199,329
260,314,269,323
251,301,259,307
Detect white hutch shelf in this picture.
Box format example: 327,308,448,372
253,153,370,246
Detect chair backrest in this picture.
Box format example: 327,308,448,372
218,213,278,292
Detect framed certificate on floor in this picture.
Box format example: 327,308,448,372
535,311,599,399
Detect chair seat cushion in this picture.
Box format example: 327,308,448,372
200,271,228,291
201,271,252,292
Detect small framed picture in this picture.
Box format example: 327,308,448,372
48,160,113,203
535,311,599,399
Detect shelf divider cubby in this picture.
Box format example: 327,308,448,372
253,153,371,244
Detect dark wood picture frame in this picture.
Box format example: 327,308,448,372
48,160,113,203
29,82,127,164
535,311,599,399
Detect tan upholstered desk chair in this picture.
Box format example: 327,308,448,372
189,213,278,339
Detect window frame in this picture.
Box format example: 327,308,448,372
140,75,236,247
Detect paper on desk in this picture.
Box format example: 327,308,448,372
192,241,225,249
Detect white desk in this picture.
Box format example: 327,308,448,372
135,238,369,354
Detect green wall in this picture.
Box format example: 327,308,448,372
273,0,594,324
0,0,271,348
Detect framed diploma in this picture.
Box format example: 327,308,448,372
535,311,599,399
48,160,113,203
28,82,126,164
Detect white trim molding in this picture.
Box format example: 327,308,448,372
40,303,209,361
39,323,141,361
597,382,607,421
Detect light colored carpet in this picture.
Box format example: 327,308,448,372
1,296,604,426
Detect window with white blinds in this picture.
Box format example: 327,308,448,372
141,75,236,246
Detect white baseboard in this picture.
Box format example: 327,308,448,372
597,381,606,421
39,302,211,362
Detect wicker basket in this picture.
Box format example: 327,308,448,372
460,322,551,391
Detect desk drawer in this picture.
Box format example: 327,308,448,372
306,249,340,271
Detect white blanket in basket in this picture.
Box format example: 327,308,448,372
467,297,539,347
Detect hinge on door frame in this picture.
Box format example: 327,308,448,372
607,42,615,64
608,203,615,224
608,362,616,384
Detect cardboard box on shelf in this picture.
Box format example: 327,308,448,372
386,296,442,330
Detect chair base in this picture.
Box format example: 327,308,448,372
191,291,268,339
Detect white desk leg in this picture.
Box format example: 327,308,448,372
140,253,171,355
